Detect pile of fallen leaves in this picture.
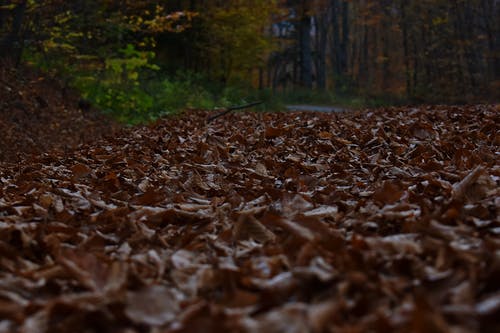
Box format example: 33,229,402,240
0,62,118,162
0,105,499,333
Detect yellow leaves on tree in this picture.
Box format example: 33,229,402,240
196,0,280,83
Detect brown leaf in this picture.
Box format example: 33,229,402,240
57,247,126,293
452,166,496,203
125,285,180,326
71,163,91,180
302,205,339,219
372,180,405,205
233,213,276,243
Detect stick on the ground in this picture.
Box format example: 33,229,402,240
207,101,263,123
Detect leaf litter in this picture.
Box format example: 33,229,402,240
0,104,499,332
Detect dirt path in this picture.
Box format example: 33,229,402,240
285,104,349,112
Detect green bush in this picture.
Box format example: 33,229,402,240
72,45,160,124
151,73,216,112
26,43,280,124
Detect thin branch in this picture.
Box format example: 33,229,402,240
207,101,263,123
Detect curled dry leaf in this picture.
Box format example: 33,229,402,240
475,292,500,316
373,180,405,205
125,285,180,326
302,205,339,219
70,163,91,181
365,234,423,255
452,166,496,203
233,213,276,243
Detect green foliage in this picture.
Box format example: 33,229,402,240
15,0,281,123
74,61,274,124
154,71,216,111
18,0,200,124
183,0,279,83
4,0,497,116
69,45,157,123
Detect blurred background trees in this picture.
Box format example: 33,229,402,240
268,0,499,103
0,0,498,122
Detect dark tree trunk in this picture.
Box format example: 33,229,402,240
495,1,500,79
330,0,349,92
330,0,341,76
339,0,349,75
452,0,476,90
360,23,369,85
315,14,328,90
0,1,27,61
299,14,313,88
480,0,496,81
400,1,412,97
381,1,391,91
0,0,6,31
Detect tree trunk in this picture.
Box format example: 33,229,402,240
330,0,349,92
400,1,412,97
315,14,328,90
481,0,494,81
299,14,313,88
330,0,341,77
0,1,27,61
361,23,369,87
495,0,500,80
381,1,391,92
339,0,349,75
452,0,475,91
0,0,6,31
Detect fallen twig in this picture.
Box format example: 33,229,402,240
207,101,263,123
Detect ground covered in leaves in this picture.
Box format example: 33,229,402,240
0,62,118,162
0,105,499,332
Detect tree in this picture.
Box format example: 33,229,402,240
299,6,313,88
196,0,278,84
152,0,278,86
268,0,498,102
0,0,27,63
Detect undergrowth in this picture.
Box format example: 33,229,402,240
25,45,280,124
25,44,403,124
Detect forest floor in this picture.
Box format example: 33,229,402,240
0,63,499,332
0,62,120,163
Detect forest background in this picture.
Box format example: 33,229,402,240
1,0,498,124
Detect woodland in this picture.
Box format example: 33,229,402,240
0,1,499,333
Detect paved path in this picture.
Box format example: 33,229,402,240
285,105,348,113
